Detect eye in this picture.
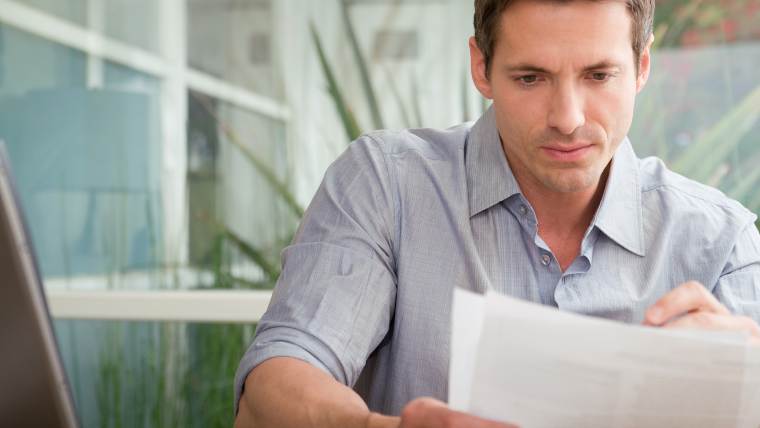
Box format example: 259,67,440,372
516,75,540,86
589,72,611,82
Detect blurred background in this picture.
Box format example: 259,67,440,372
0,0,759,426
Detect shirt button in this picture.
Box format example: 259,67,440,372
541,254,551,266
519,204,528,216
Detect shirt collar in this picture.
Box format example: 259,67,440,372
592,138,646,256
465,107,646,257
466,106,522,217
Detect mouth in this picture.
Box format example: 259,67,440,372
540,144,594,162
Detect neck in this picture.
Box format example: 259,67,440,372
520,168,609,238
507,155,611,271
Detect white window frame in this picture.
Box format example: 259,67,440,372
47,289,271,323
0,0,288,323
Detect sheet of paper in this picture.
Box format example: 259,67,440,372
448,288,485,411
449,289,760,428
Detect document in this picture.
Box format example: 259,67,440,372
449,288,760,428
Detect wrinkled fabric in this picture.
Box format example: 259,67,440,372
234,107,760,416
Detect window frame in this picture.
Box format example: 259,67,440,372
0,0,287,322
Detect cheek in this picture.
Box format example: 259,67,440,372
493,84,548,136
588,84,636,142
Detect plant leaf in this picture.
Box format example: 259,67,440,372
660,0,706,48
410,74,423,128
222,226,280,283
725,149,760,203
309,22,363,142
383,66,413,128
340,0,384,130
226,275,275,290
189,92,305,218
672,84,760,181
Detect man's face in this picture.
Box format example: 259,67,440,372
470,0,651,194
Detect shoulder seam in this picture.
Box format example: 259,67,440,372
642,183,750,216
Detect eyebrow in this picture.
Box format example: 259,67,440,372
504,60,623,74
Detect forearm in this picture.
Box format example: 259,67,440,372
234,357,399,428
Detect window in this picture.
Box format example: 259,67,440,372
630,0,760,216
0,0,286,425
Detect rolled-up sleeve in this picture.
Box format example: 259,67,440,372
233,135,398,414
713,217,760,322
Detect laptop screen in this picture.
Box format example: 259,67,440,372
0,141,79,427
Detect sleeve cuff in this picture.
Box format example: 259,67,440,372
233,326,347,416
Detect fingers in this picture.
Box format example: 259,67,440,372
451,411,519,428
644,281,760,344
400,397,519,428
399,397,449,428
644,281,729,326
663,312,760,340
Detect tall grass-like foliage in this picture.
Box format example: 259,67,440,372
635,0,760,217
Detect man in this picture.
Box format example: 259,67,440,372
234,0,760,426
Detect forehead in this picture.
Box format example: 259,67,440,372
495,0,634,69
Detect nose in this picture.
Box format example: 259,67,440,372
547,82,585,136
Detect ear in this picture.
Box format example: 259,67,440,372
636,34,655,93
469,36,493,100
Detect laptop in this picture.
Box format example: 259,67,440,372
0,141,79,427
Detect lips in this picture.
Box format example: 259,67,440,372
540,144,594,162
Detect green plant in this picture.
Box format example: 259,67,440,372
309,1,419,138
634,1,760,215
310,22,362,142
183,322,255,428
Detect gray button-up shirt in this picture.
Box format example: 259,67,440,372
234,107,760,416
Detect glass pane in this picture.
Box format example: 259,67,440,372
97,0,161,54
12,0,88,26
0,23,86,96
0,24,163,280
187,91,296,288
54,319,256,427
10,0,161,54
631,0,760,215
341,0,466,129
187,0,284,99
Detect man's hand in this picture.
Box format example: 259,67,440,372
643,281,760,344
396,398,518,428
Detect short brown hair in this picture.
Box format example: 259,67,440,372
473,0,655,77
